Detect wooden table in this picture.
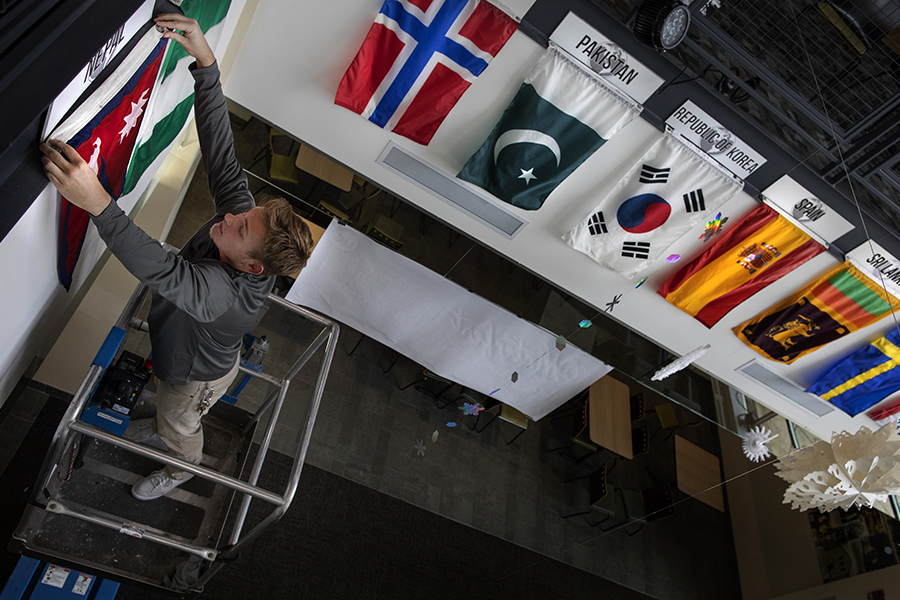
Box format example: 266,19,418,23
674,435,724,512
588,375,633,459
294,144,354,191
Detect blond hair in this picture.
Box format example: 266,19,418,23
252,196,314,277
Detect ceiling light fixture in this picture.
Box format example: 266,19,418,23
632,0,692,52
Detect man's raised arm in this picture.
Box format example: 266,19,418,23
154,13,251,215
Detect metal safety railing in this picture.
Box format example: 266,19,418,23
24,282,338,578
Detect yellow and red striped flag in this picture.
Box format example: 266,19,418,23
658,203,825,328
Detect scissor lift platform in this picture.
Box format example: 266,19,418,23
10,284,338,594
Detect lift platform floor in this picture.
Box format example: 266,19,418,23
12,398,257,589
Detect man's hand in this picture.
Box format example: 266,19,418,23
155,14,216,68
40,140,112,217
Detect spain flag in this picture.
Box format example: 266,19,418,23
658,203,825,328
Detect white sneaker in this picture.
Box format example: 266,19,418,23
124,419,168,451
131,469,193,501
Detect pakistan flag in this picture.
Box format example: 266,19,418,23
458,46,639,211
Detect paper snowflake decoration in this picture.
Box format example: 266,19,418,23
700,213,728,242
742,426,777,462
461,402,484,416
414,440,426,456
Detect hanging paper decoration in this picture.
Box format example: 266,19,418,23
775,422,900,512
700,212,728,242
635,277,647,289
461,402,484,416
555,335,567,351
432,430,439,443
511,371,519,383
605,294,621,312
447,422,457,428
414,440,426,456
490,388,501,395
579,320,592,328
666,254,681,263
651,344,711,381
742,426,777,462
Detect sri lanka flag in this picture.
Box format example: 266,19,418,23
335,0,517,145
458,46,639,211
658,203,825,328
50,28,167,290
735,262,898,364
808,328,900,416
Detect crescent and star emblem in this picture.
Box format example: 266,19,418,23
493,129,562,186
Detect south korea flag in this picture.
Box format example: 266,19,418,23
564,131,741,279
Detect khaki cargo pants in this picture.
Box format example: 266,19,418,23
154,357,240,479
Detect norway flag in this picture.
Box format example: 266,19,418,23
335,0,517,145
53,30,167,290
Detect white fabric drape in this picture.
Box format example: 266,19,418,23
286,224,612,420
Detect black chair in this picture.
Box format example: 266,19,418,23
560,463,616,527
470,392,528,446
618,483,676,536
631,424,650,458
547,401,598,465
399,369,455,409
649,403,702,443
630,393,645,421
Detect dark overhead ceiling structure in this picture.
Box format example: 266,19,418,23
522,0,900,259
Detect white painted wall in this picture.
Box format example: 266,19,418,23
223,0,894,441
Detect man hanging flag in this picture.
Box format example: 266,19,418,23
808,328,900,416
52,28,167,290
458,46,639,211
564,131,742,279
335,0,517,145
124,0,233,196
658,202,825,328
735,262,898,364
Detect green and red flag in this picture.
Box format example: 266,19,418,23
735,261,898,364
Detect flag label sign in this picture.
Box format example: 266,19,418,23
760,175,853,243
549,12,662,103
42,0,154,138
666,100,767,179
847,240,900,299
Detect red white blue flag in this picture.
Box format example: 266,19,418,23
51,29,167,290
335,0,517,145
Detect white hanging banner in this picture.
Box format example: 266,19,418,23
666,100,767,179
549,12,663,103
